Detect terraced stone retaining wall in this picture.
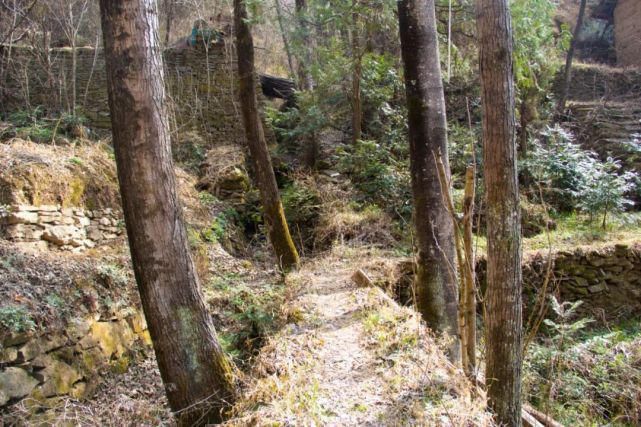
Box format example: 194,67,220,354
0,311,150,408
0,204,123,251
476,243,641,321
0,42,244,146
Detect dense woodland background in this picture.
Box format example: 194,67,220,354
1,0,640,425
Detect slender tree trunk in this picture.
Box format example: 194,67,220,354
462,165,477,376
275,0,296,81
351,1,362,144
71,39,77,113
164,0,174,46
398,0,460,363
475,0,523,424
98,1,237,425
557,0,587,117
234,0,300,269
295,0,319,169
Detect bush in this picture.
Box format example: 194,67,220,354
281,179,322,248
0,305,36,333
337,140,411,218
524,125,638,225
575,157,637,228
524,301,641,426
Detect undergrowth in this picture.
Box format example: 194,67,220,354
524,297,641,426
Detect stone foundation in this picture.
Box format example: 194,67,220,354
1,205,123,251
0,312,151,407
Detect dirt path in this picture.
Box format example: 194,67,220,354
229,248,491,426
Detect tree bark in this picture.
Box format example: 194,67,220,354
350,0,362,144
398,0,460,362
275,0,296,81
475,0,523,425
234,0,300,269
164,0,174,47
294,0,319,169
98,1,237,425
557,0,587,117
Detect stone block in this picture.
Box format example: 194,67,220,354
0,367,39,406
42,225,82,246
37,359,82,397
37,205,60,212
7,210,38,224
98,217,111,226
588,283,608,294
0,347,18,364
86,226,103,241
89,321,135,358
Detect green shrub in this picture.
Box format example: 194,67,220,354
337,140,411,218
0,305,36,333
96,263,129,287
524,301,641,425
574,157,637,228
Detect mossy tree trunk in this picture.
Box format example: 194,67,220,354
234,0,300,269
475,0,523,424
397,0,460,363
98,1,237,425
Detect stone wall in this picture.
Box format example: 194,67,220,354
477,243,641,322
0,204,123,252
614,0,641,68
0,311,151,407
0,41,245,146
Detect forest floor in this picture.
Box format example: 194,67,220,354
4,246,490,426
225,246,490,426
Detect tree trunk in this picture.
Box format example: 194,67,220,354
234,0,300,269
398,0,460,363
164,0,174,46
351,1,362,144
71,39,77,113
295,0,319,169
475,0,523,425
557,0,587,117
98,1,237,425
275,0,297,81
462,165,477,377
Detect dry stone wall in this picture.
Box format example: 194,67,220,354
0,311,151,408
476,243,641,322
1,204,123,251
0,42,245,146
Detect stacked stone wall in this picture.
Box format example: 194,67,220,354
1,205,123,251
0,42,245,146
0,312,151,407
476,243,641,321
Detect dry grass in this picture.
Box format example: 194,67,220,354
225,245,493,426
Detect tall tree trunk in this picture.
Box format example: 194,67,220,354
275,0,297,81
234,0,300,269
557,0,587,117
475,0,523,425
351,1,362,144
295,0,319,169
98,1,237,425
164,0,174,47
398,0,460,363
